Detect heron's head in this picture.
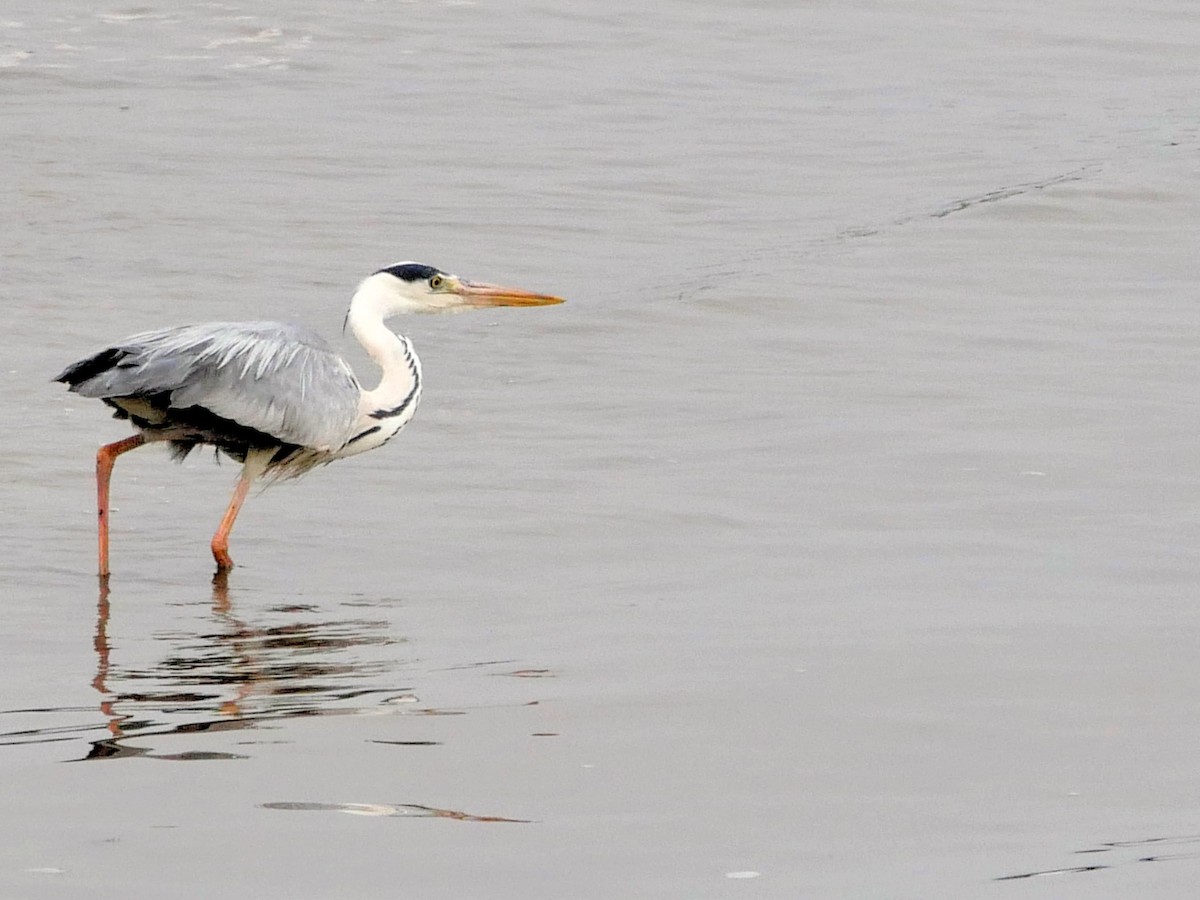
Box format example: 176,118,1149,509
363,262,564,315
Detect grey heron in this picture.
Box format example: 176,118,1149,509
55,262,563,576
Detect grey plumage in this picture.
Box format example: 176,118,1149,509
56,321,361,471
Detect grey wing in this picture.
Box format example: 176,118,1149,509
59,321,361,450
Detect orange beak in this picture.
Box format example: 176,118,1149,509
453,280,565,308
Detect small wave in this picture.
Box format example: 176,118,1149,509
204,26,282,50
0,50,32,68
96,10,170,23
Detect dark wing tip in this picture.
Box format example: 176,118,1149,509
53,348,127,387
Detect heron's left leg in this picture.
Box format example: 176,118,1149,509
96,433,147,577
210,451,271,572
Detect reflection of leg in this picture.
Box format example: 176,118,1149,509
96,434,147,577
210,451,270,572
211,569,231,613
92,578,111,695
93,578,124,736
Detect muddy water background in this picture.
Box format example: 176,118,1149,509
4,1,1200,897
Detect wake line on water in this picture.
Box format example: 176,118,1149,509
927,166,1096,219
662,162,1105,304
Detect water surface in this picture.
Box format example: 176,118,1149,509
4,1,1200,897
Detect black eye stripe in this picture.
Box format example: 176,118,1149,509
375,263,440,282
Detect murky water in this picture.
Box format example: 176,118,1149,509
4,1,1200,897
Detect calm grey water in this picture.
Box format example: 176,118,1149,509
4,1,1200,897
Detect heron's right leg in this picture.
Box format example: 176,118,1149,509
96,434,147,577
210,451,270,572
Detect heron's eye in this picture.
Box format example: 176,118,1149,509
429,275,444,289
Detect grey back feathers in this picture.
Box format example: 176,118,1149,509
57,322,360,451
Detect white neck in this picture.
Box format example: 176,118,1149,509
345,277,421,415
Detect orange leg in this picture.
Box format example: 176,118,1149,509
96,434,147,577
210,470,257,572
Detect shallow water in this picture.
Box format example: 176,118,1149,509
4,1,1200,897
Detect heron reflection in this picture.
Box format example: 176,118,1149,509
85,576,408,761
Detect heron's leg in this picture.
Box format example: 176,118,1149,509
96,434,147,577
210,474,253,572
210,451,270,572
